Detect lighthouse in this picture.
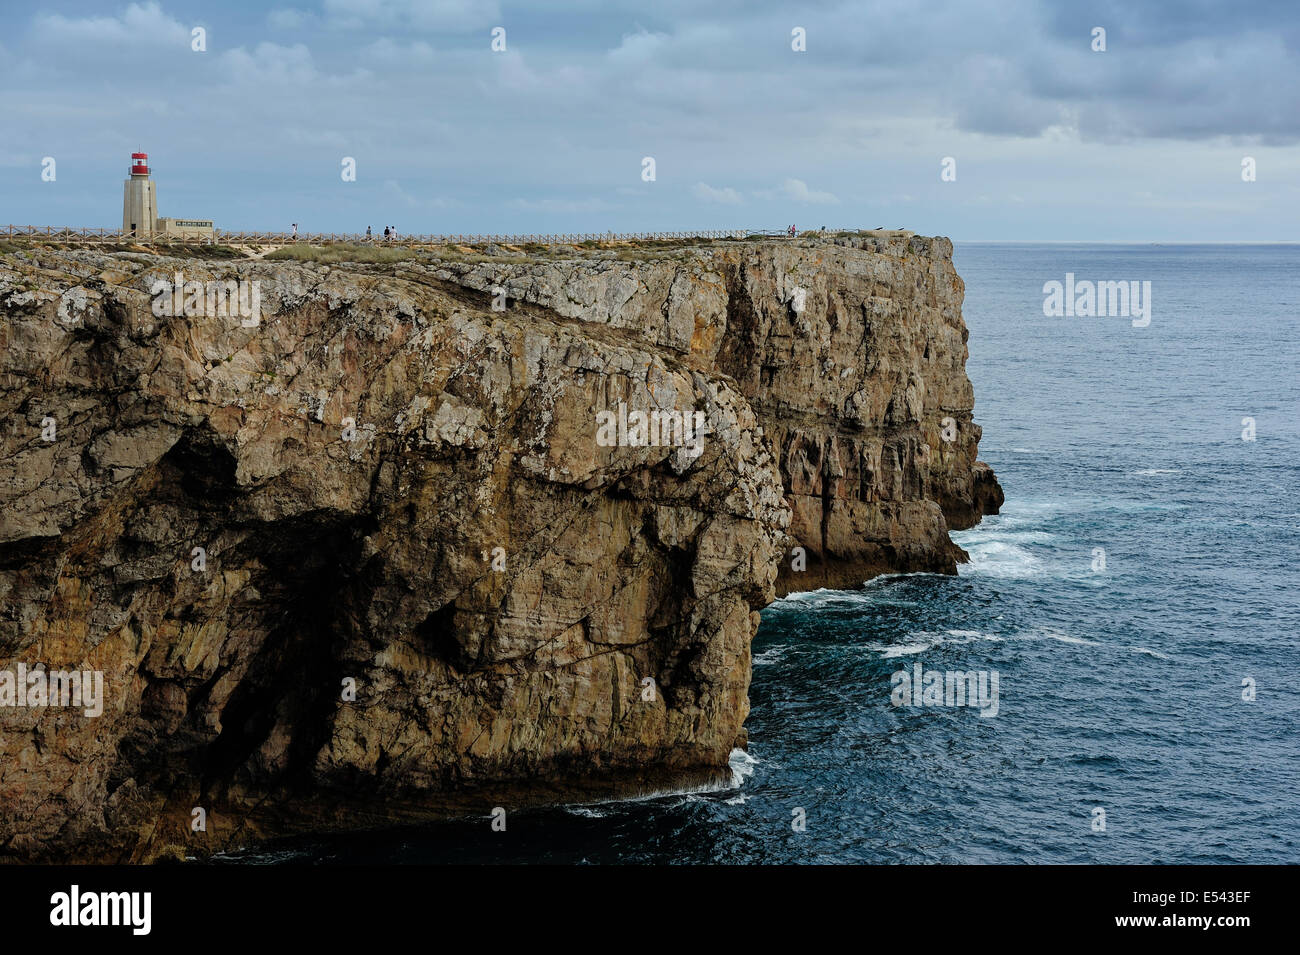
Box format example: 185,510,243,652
118,151,214,240
122,152,158,237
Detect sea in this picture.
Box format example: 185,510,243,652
219,243,1300,864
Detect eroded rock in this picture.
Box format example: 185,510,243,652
0,234,999,860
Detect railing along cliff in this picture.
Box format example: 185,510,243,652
2,225,763,246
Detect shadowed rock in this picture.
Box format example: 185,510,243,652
0,233,999,861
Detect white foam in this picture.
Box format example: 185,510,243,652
774,574,946,606
874,629,1003,658
1128,646,1171,660
878,642,935,659
956,539,1045,578
772,588,872,609
729,747,758,788
1018,629,1101,647
1050,634,1098,646
955,526,1058,546
563,756,751,811
862,571,948,587
1132,468,1182,476
565,806,610,818
753,646,787,666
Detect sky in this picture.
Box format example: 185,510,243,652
1,0,1297,240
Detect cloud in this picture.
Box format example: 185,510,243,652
383,180,459,209
361,38,436,64
780,179,839,204
508,197,616,213
693,182,743,204
608,29,670,65
31,2,188,47
3,0,1297,239
321,0,500,31
268,9,315,31
218,42,320,86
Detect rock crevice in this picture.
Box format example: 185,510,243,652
0,234,999,860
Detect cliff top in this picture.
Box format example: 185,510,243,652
0,228,941,268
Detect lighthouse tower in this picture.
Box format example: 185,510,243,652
121,152,158,237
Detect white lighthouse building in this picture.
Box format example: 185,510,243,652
121,152,158,237
120,151,214,239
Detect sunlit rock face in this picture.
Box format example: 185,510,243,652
0,233,998,860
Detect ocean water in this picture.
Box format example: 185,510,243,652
222,243,1300,864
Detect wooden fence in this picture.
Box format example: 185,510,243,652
2,224,773,247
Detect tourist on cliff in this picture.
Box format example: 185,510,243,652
366,225,372,239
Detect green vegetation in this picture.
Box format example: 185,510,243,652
0,238,243,258
175,244,244,259
427,245,532,265
265,243,424,264
0,232,801,268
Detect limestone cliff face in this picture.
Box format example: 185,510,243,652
0,234,999,861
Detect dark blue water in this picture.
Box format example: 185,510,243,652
223,243,1300,864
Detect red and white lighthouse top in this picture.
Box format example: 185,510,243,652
130,152,150,176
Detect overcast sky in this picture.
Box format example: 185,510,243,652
2,0,1297,240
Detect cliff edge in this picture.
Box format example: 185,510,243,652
0,232,1000,860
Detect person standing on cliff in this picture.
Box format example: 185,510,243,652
366,225,372,240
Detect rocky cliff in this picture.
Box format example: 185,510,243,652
0,233,1000,861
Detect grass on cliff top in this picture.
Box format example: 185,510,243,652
266,243,428,264
265,242,543,266
142,243,244,259
0,233,841,266
0,239,245,259
169,243,244,258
